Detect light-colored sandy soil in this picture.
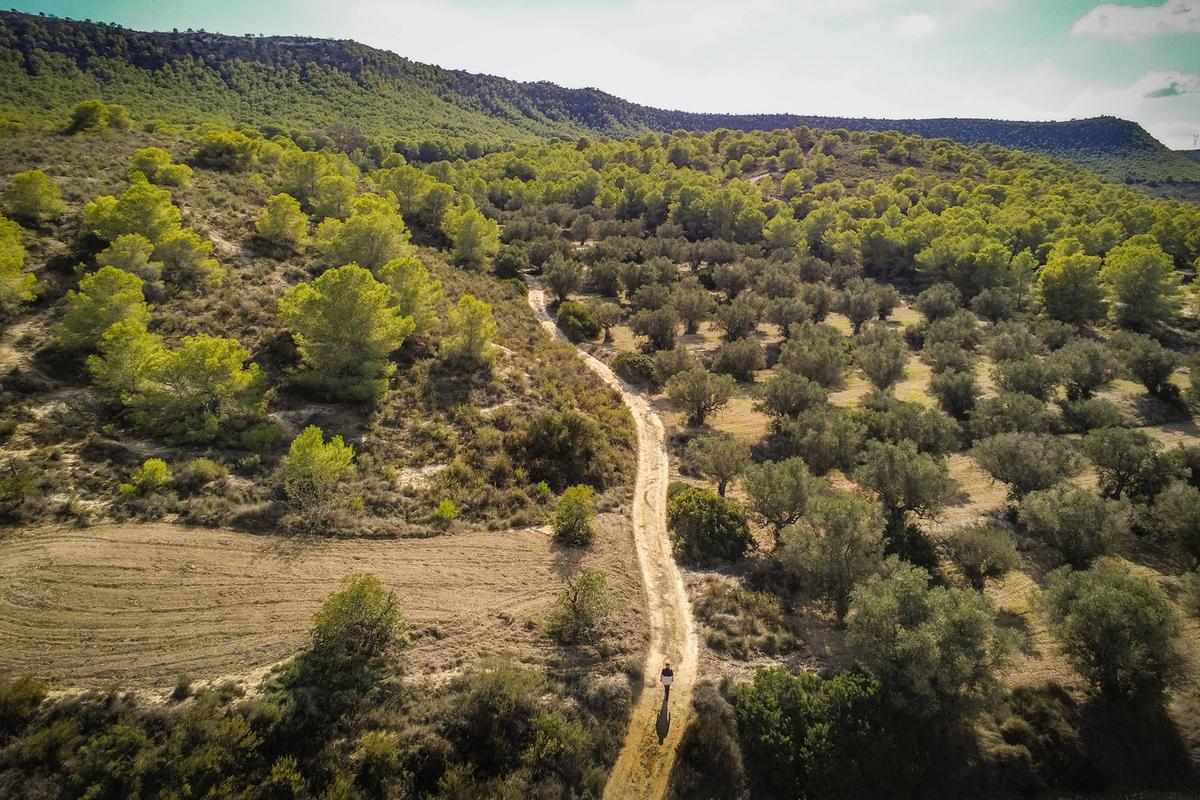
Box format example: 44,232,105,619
0,518,641,690
526,280,697,800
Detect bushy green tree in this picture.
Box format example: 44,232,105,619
667,367,735,427
96,234,161,283
743,457,811,537
315,198,412,271
515,408,610,491
672,282,714,334
310,573,402,668
1052,339,1114,401
972,432,1085,500
847,559,1014,717
1140,481,1200,569
542,254,583,303
969,392,1055,438
3,169,65,225
440,294,499,367
854,324,908,391
554,484,596,546
153,228,225,288
282,425,356,512
86,319,163,403
444,205,501,269
853,440,954,529
1099,236,1183,330
132,334,266,442
947,524,1019,590
929,368,979,420
992,357,1059,401
1036,253,1106,325
1043,559,1183,702
778,490,886,621
914,282,961,322
57,266,149,351
312,174,357,220
711,337,765,381
255,193,309,252
128,147,192,188
191,129,257,171
779,321,848,387
685,434,751,496
377,256,443,337
1020,482,1123,567
82,174,182,243
556,300,601,342
279,264,415,402
0,216,35,316
631,306,679,351
666,483,755,564
1082,426,1159,499
756,370,827,421
1112,332,1180,399
734,667,883,800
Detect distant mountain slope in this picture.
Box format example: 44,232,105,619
2,10,1198,185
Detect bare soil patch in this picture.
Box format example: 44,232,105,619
0,518,644,691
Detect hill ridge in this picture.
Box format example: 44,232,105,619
2,10,1199,185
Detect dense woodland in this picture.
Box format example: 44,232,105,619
2,11,1200,186
1,10,1200,800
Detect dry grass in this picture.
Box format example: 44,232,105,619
0,518,647,691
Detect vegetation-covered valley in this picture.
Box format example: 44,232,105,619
1,9,1200,800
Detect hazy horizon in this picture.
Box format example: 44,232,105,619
9,0,1200,149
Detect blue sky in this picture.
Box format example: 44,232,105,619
10,0,1200,148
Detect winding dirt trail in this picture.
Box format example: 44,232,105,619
525,280,697,800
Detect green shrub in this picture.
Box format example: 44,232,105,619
129,458,172,493
435,497,459,523
3,169,65,225
546,567,620,644
173,458,227,494
556,300,601,342
0,674,47,738
612,352,655,386
554,484,596,546
667,482,755,564
282,425,356,512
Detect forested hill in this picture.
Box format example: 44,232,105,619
2,10,1199,186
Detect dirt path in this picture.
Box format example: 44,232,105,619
525,280,697,800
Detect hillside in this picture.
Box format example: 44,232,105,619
2,10,1199,186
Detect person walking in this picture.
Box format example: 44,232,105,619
660,661,674,701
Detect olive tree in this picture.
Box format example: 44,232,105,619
847,559,1015,717
1020,482,1123,568
1043,560,1183,702
743,457,811,538
666,367,735,427
971,433,1085,501
686,434,751,497
777,490,886,621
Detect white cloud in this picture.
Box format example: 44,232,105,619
895,12,939,37
1071,0,1200,40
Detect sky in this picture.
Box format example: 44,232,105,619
10,0,1200,149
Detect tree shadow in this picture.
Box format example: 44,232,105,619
1078,697,1199,791
656,692,671,744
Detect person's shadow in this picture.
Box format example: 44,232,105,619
656,693,671,744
